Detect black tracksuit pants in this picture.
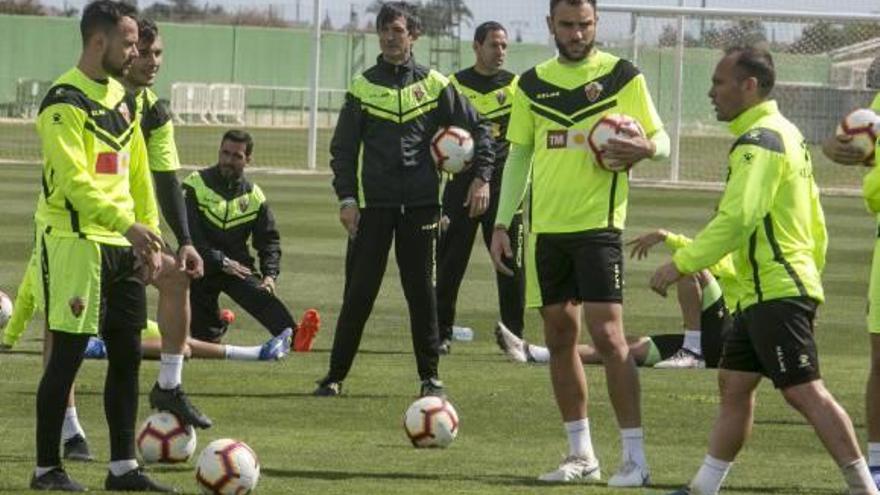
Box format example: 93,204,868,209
437,175,525,339
326,206,440,382
190,272,296,343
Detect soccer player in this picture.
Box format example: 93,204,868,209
436,21,524,354
496,228,735,369
120,17,213,430
653,46,876,495
182,130,301,353
489,0,669,486
30,1,173,491
822,75,880,488
316,1,494,397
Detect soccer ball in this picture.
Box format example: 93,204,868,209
430,126,474,174
136,412,197,464
403,396,459,448
0,290,12,330
588,113,646,172
836,108,880,163
195,438,260,495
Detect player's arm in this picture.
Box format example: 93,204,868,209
130,128,161,235
437,83,495,183
864,155,880,213
673,142,783,274
146,105,191,247
183,182,227,275
330,91,363,204
252,196,281,281
606,73,669,163
39,103,135,234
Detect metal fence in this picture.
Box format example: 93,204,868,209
0,3,878,186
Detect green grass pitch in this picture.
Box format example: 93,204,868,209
0,163,876,494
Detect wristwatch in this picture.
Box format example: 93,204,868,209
221,257,231,269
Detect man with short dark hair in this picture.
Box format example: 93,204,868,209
317,1,494,397
182,130,298,354
437,20,524,353
653,46,877,495
31,0,174,491
490,0,669,486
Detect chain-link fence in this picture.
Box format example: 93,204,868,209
0,2,878,185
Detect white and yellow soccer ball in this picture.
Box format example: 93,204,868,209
0,290,13,330
136,412,197,464
836,108,880,163
430,126,474,174
588,113,646,172
403,396,459,448
195,438,260,495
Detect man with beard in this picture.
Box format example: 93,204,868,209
436,21,525,353
30,0,173,491
182,130,299,352
490,0,669,486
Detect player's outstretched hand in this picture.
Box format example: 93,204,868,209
650,260,684,297
821,135,867,165
464,177,490,218
604,135,655,165
626,229,669,260
490,226,515,277
177,244,204,278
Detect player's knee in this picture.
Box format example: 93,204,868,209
780,380,827,413
154,265,190,293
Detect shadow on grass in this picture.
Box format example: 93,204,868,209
0,349,41,356
261,467,538,486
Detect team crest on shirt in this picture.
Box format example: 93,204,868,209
238,196,250,212
68,297,85,318
584,81,604,102
118,101,131,124
496,90,507,105
413,85,425,102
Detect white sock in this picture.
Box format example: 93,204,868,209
842,458,879,494
34,466,58,477
690,455,731,495
109,459,138,476
683,330,702,354
868,442,880,467
62,406,85,441
224,345,262,361
528,344,551,363
621,427,648,468
158,353,184,389
564,418,596,460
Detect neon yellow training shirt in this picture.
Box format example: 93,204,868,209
862,93,880,213
139,87,181,172
503,50,663,233
36,67,158,246
673,100,826,310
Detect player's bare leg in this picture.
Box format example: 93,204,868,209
148,252,212,429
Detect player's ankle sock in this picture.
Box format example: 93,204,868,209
842,457,878,493
528,344,550,363
109,459,138,476
620,427,648,467
224,345,262,361
564,418,596,460
61,407,85,442
683,330,702,355
158,353,184,389
868,443,880,467
35,466,59,478
690,455,731,495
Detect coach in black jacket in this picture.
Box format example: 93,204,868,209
182,130,297,344
315,1,494,397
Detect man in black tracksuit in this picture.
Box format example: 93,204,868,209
315,1,494,397
437,21,525,353
182,130,297,345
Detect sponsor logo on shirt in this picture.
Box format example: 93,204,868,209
547,130,568,149
95,151,130,175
